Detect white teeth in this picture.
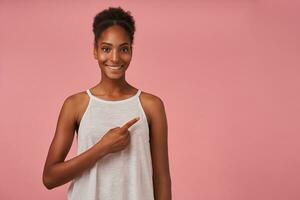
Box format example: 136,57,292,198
107,65,123,70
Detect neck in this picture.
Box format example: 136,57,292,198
96,76,132,94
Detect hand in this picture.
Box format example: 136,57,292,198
99,117,140,154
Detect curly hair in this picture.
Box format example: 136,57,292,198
92,6,136,48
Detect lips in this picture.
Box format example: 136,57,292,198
106,65,123,70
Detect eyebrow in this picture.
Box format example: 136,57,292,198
101,42,129,46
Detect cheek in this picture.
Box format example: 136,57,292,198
98,54,108,63
121,54,132,62
95,52,132,64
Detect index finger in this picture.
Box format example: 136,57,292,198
121,117,140,130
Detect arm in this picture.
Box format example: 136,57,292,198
42,95,108,190
148,97,172,200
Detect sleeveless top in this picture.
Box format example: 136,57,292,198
67,89,154,200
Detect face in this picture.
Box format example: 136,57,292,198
93,25,132,80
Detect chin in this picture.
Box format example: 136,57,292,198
106,73,124,80
109,76,123,80
105,68,126,79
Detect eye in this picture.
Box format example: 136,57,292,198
101,47,110,53
121,47,130,53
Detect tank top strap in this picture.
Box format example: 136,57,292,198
86,89,92,98
136,89,142,97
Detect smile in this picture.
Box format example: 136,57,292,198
106,65,123,70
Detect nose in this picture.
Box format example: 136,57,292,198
111,49,119,63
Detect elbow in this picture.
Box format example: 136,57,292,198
43,175,53,190
43,171,56,190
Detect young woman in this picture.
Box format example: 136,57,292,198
42,6,171,200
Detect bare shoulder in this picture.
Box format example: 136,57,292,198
68,90,89,103
63,91,88,108
140,91,164,106
63,90,90,127
139,90,166,126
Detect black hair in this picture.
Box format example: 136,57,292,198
92,6,136,49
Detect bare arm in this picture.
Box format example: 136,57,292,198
42,95,108,190
148,97,172,200
42,94,139,190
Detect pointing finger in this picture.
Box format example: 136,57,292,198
121,117,140,130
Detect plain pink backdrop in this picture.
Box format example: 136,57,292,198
1,1,300,199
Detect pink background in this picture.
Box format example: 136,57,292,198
1,1,300,199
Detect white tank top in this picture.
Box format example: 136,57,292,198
67,88,154,200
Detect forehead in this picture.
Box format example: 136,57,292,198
98,25,130,46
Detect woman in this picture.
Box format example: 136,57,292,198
42,6,172,200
